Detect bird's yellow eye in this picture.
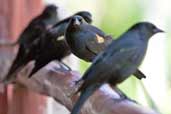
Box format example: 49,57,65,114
96,34,104,43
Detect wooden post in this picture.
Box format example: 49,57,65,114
8,85,47,114
0,89,7,114
0,0,48,114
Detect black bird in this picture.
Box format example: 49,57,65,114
27,31,71,77
65,15,112,62
27,11,93,77
2,10,93,81
65,16,146,101
1,4,59,47
71,22,163,114
2,4,58,84
65,16,146,80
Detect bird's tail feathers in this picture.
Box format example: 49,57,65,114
71,84,99,114
2,57,28,85
2,64,23,85
28,61,49,78
67,79,84,97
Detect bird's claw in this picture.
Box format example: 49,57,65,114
59,62,71,71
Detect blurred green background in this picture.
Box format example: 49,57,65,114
46,0,170,114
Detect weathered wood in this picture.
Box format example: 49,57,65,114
0,48,159,114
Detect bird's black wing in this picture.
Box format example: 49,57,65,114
71,84,100,114
18,21,46,45
84,24,113,54
77,44,140,93
28,58,50,78
3,45,30,84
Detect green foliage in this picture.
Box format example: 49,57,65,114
79,59,91,74
166,19,171,87
99,0,144,37
118,76,138,98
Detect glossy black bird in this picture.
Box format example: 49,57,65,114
71,22,163,114
65,15,113,62
27,11,93,77
3,4,58,84
2,11,93,80
65,16,146,80
1,4,59,47
27,31,71,77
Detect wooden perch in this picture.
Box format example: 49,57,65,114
0,47,159,114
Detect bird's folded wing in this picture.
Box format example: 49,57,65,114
85,34,112,54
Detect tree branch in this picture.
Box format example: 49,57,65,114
0,47,159,114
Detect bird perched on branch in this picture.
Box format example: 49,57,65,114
25,11,93,77
70,22,163,114
27,31,71,77
2,4,59,84
29,13,148,79
65,16,146,103
65,16,146,80
2,10,93,82
3,10,93,83
1,4,59,47
65,15,112,62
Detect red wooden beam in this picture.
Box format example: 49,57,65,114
0,0,48,114
8,86,47,114
0,88,7,114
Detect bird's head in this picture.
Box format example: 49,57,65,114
70,15,86,27
74,11,92,24
130,22,164,40
43,4,58,15
42,4,58,27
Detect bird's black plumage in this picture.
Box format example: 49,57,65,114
27,11,93,77
27,31,71,77
65,15,113,62
20,4,58,46
3,4,58,84
71,22,163,114
65,16,146,80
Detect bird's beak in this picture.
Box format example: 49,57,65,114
153,28,164,33
74,19,80,26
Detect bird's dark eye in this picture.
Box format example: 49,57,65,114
78,18,82,22
72,18,77,23
152,25,156,30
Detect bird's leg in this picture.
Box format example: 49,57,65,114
74,78,83,85
59,61,71,71
116,87,138,103
111,86,138,103
67,79,83,98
